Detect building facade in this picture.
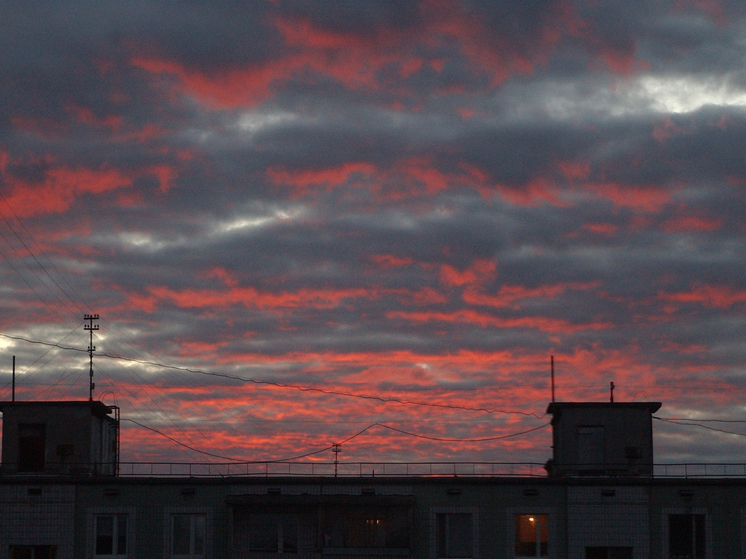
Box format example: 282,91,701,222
0,400,739,558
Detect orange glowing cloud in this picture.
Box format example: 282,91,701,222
584,183,674,212
387,309,611,333
659,284,746,308
370,254,414,268
2,165,133,217
146,285,375,312
662,216,722,232
0,152,179,217
439,259,496,287
583,223,619,235
267,162,376,194
463,282,599,310
132,56,302,109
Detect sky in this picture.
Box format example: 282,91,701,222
1,0,746,469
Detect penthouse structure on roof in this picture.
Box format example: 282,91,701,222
0,397,740,559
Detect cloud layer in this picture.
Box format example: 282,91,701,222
1,0,746,465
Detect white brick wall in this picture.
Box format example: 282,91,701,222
567,486,649,559
0,485,75,559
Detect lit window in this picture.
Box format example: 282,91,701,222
436,513,473,558
95,514,128,558
515,514,547,557
172,514,205,558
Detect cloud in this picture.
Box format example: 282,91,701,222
1,0,746,466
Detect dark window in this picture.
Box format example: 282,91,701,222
95,514,127,557
9,546,57,559
578,426,604,467
515,514,548,557
669,514,705,559
18,424,46,472
436,513,473,558
586,547,633,559
249,514,298,553
324,506,410,549
172,514,205,557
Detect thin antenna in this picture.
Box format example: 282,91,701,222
12,355,15,402
84,314,100,401
550,355,555,403
610,381,615,403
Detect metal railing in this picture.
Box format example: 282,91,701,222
116,461,548,478
6,461,746,479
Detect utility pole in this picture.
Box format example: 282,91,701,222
84,314,99,401
332,443,341,477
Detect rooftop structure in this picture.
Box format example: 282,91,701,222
0,400,119,476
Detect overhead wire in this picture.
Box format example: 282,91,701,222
0,333,543,418
654,416,746,438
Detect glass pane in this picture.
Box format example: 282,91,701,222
250,514,279,552
96,515,114,555
670,514,704,559
578,426,605,465
117,515,127,554
282,516,299,552
437,514,448,558
448,513,473,558
173,515,191,555
694,515,705,559
193,515,205,555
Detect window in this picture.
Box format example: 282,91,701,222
95,514,128,557
249,514,298,553
323,506,410,549
669,514,705,559
578,426,604,467
172,514,206,558
585,548,632,559
437,513,473,558
18,423,46,472
515,514,547,557
9,547,56,559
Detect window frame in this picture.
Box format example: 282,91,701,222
508,508,555,559
661,508,711,559
248,513,299,553
87,507,135,559
430,507,479,559
164,507,212,559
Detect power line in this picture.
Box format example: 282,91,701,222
0,332,543,418
339,421,551,444
654,416,746,438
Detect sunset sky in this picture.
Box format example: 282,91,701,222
1,0,746,468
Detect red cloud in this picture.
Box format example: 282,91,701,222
0,152,179,217
659,285,746,308
370,254,414,268
662,216,722,232
387,309,611,333
584,183,674,212
439,259,496,287
146,285,375,311
463,282,598,310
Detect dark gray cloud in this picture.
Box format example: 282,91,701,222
0,0,745,465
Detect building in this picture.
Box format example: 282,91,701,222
0,399,739,558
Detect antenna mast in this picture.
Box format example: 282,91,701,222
84,314,100,401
